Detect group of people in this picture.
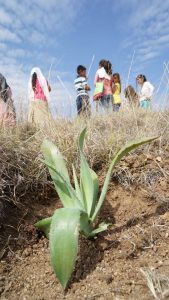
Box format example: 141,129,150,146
0,68,52,128
0,61,154,127
74,59,154,115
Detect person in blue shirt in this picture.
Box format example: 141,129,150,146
74,65,91,116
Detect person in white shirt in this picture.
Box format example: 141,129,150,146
136,74,154,109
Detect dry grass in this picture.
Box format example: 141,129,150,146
0,108,169,207
141,267,169,299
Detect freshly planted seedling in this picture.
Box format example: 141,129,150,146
35,129,158,288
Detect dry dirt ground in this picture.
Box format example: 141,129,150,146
0,152,169,300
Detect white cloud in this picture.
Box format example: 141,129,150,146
0,8,12,24
0,0,84,117
119,0,169,65
0,26,21,43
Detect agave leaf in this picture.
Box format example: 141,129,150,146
78,129,99,217
44,160,83,209
80,211,92,237
79,128,87,151
92,136,159,221
35,217,52,238
49,208,80,289
80,152,94,215
79,153,99,217
89,222,110,237
72,164,84,208
42,139,70,181
89,168,99,217
42,140,77,208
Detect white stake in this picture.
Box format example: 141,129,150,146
155,61,169,95
125,50,135,88
87,54,95,77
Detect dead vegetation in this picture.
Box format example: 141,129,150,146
0,108,168,201
0,108,169,299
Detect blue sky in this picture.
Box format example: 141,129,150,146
0,0,169,116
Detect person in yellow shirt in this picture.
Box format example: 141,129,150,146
112,73,122,111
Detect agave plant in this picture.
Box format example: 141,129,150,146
35,128,157,289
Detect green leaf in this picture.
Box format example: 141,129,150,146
72,164,83,206
89,168,99,217
41,139,82,209
78,130,99,217
42,139,70,182
79,128,87,151
35,217,52,238
49,208,80,289
88,222,110,237
80,211,92,237
79,153,99,217
44,160,83,209
91,136,159,221
42,140,71,206
80,151,94,215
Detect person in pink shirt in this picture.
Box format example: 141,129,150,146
28,67,52,128
94,59,113,111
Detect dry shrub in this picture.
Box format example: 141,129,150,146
0,108,169,208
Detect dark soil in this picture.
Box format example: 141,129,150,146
1,154,169,300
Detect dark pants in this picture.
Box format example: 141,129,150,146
76,95,91,116
113,104,121,111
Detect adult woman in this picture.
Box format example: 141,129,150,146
94,59,113,111
0,73,16,126
136,74,154,109
28,67,52,127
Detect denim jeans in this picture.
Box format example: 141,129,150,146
76,95,91,116
99,95,112,111
113,104,121,111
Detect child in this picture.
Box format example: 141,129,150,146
136,74,154,109
94,60,113,111
74,65,91,116
112,73,122,111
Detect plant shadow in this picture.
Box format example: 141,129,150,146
107,199,169,237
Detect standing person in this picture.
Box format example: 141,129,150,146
0,73,16,126
74,65,91,116
112,73,122,111
136,74,154,109
28,67,52,128
94,59,113,111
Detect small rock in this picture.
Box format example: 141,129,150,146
105,275,113,284
146,154,153,160
22,247,32,257
161,212,169,221
156,156,162,162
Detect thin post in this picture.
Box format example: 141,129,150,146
125,50,135,88
87,54,95,77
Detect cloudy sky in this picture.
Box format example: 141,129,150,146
0,0,169,116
